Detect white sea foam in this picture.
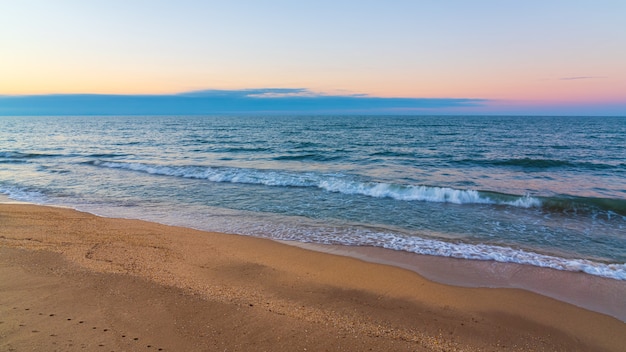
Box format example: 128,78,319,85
91,161,542,208
370,234,626,280
0,186,48,204
259,226,626,281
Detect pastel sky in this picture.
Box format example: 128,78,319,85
1,1,625,115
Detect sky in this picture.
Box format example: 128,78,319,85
1,0,625,115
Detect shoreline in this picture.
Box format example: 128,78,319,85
282,241,626,322
4,194,624,321
1,202,625,351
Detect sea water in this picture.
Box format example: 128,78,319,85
1,115,624,279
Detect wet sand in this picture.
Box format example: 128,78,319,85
1,203,625,351
286,242,626,322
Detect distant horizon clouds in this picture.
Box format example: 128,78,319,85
1,88,625,116
0,88,489,115
558,76,607,81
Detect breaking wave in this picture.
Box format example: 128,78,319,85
87,161,542,208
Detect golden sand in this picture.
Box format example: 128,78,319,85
1,204,624,351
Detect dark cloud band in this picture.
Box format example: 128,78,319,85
0,89,485,115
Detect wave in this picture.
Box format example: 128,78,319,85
280,230,626,281
205,146,271,153
370,151,416,158
542,196,626,217
0,151,127,160
0,151,59,159
87,160,626,216
272,154,343,162
0,151,61,164
87,153,130,158
87,161,544,208
460,157,623,171
0,185,49,203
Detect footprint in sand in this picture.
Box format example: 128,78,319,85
3,305,166,351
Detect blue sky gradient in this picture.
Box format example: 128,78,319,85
1,1,625,115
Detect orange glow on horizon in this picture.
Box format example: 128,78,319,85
1,69,624,106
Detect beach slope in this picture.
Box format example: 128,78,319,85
1,204,624,351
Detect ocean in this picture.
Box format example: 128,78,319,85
1,115,625,280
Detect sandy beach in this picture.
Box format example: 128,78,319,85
1,203,625,351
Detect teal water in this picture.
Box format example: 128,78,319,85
1,115,625,279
